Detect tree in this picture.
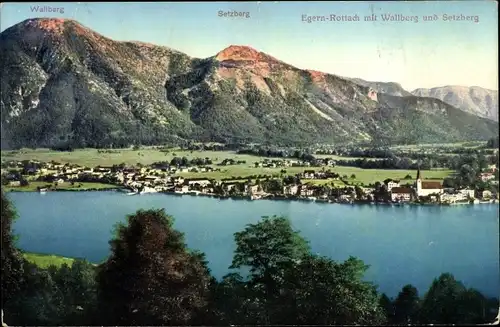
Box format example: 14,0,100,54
282,255,387,325
9,261,65,325
393,284,420,324
226,216,386,325
228,216,310,324
379,293,394,322
1,190,25,309
420,273,467,324
455,288,490,323
50,260,98,324
95,209,212,325
230,215,310,277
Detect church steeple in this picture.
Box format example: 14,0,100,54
415,166,423,197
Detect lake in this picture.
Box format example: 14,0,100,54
8,191,500,298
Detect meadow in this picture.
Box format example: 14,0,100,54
23,252,76,268
1,148,454,185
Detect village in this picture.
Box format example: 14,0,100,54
1,156,498,205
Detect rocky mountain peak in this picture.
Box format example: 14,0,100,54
215,45,282,64
19,18,87,36
216,45,261,61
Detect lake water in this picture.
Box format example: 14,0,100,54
8,191,500,298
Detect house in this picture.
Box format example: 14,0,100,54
386,180,400,191
174,185,189,193
283,184,299,196
415,168,443,197
480,173,495,182
458,188,475,199
362,187,375,195
482,190,492,199
171,177,185,185
186,179,211,187
246,184,259,195
221,183,237,192
303,170,316,179
299,185,314,197
8,181,21,187
94,166,112,173
391,187,413,202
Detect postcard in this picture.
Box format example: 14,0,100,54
0,1,498,326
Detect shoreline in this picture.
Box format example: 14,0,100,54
7,187,498,206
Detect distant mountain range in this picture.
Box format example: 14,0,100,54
347,79,498,122
0,18,497,149
411,86,498,121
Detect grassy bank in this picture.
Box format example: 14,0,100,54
22,252,100,268
23,252,76,268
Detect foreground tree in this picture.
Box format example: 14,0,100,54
48,260,98,324
283,255,387,325
1,190,25,313
222,215,385,325
95,209,212,325
393,284,420,324
419,273,495,324
379,293,394,322
227,215,310,324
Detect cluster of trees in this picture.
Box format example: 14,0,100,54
234,145,497,172
169,156,213,167
149,157,214,170
1,190,498,325
334,152,498,171
238,147,315,161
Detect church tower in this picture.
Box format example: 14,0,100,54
415,167,422,197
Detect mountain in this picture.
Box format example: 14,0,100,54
344,78,413,97
1,18,498,149
412,86,498,121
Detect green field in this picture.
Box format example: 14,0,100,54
161,166,452,185
23,252,76,268
1,148,266,167
2,148,378,167
5,181,120,192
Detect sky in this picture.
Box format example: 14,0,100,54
1,1,498,91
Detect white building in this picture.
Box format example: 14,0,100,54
415,168,443,197
283,185,299,196
458,189,475,199
386,180,400,191
186,179,211,187
391,187,413,202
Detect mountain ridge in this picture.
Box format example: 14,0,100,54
411,85,498,121
0,18,497,149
